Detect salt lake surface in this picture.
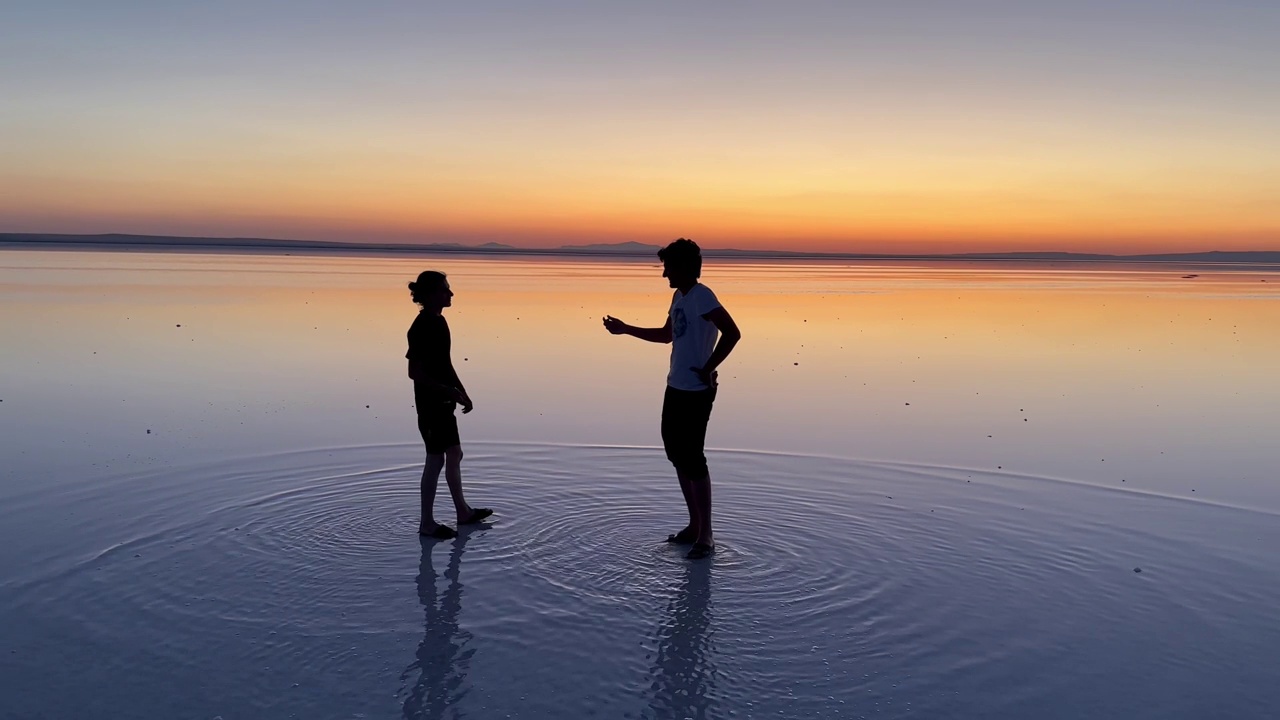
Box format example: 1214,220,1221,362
1,251,1278,719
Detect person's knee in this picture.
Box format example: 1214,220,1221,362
445,445,464,463
671,454,708,479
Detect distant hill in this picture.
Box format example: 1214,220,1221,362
0,233,517,253
2,233,1279,265
559,241,663,253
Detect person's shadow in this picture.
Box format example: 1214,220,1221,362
401,531,477,720
646,561,718,719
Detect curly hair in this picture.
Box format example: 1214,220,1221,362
657,238,701,278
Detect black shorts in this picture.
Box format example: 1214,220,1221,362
661,385,717,477
415,383,460,454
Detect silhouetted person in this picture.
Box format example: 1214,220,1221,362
407,270,492,539
603,239,741,559
400,533,475,719
647,561,717,719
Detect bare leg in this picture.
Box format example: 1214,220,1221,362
689,473,713,548
419,452,447,534
671,470,700,542
444,445,474,523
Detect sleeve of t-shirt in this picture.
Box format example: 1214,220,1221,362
405,314,438,361
695,285,723,318
405,316,420,359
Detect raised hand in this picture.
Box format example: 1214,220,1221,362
602,315,628,335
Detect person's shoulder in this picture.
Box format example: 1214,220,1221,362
410,311,446,332
693,283,721,303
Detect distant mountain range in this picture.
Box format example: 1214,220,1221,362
2,233,1279,265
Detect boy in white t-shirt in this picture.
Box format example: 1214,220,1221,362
603,239,741,559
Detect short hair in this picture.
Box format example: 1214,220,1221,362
657,238,702,278
407,270,447,305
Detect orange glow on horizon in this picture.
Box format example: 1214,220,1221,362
4,120,1277,254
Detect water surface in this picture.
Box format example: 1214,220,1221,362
1,251,1278,718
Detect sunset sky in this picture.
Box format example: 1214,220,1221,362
2,1,1278,253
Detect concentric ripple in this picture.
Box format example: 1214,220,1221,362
2,442,1279,720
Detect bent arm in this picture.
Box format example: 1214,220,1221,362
604,315,672,344
700,306,741,373
628,318,673,344
445,361,466,395
409,358,465,400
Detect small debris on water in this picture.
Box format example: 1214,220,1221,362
1134,567,1142,573
146,429,151,434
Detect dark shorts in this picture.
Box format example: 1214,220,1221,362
415,383,460,455
661,385,717,477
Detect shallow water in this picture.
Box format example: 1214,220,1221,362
2,443,1278,719
2,251,1279,718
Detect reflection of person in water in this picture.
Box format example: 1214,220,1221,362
603,239,740,559
401,534,474,720
406,270,493,539
647,561,718,719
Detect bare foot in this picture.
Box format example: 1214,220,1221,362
459,508,494,525
686,542,715,560
419,524,457,539
666,527,697,544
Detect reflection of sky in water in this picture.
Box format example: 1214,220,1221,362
1,251,1278,512
3,443,1277,719
3,252,1280,719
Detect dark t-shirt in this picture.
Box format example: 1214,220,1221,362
407,312,461,409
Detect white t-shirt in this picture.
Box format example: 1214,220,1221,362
667,283,723,391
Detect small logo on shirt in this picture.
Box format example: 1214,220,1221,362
672,308,688,339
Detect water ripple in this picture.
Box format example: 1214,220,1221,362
2,442,1279,720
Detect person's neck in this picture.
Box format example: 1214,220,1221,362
676,281,697,295
422,305,444,316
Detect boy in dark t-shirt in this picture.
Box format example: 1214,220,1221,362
406,270,492,539
603,239,741,559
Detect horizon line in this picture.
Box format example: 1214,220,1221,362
2,232,1280,264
